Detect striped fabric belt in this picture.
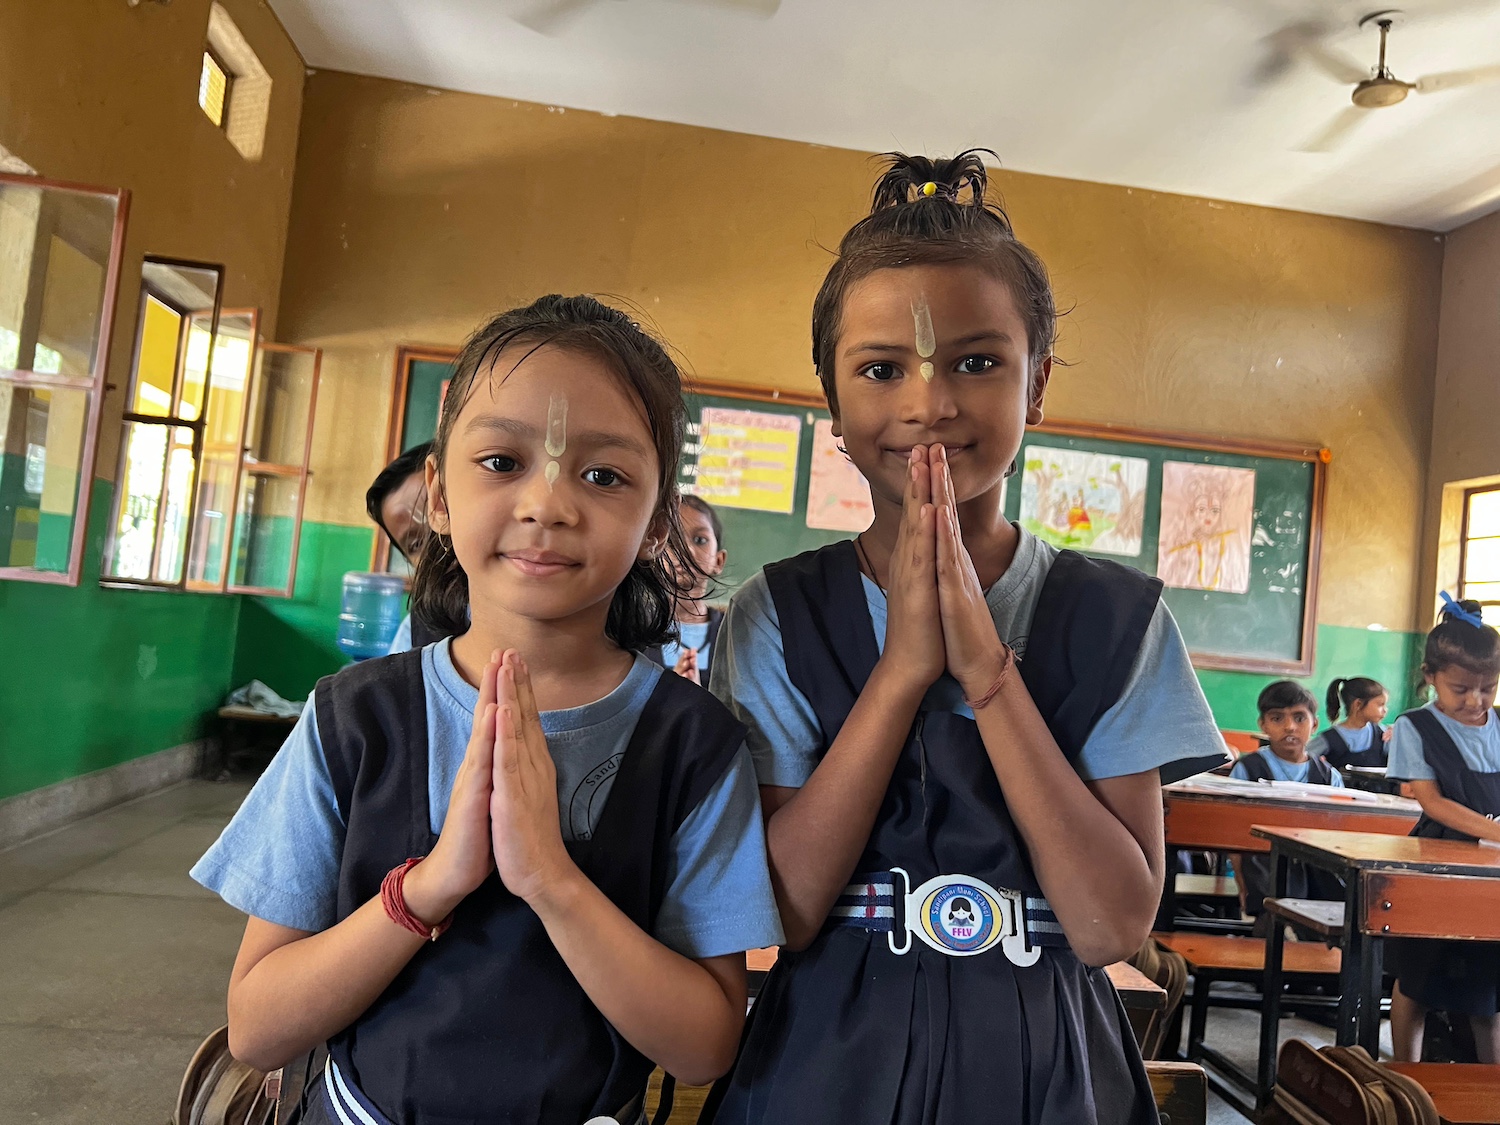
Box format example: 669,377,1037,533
829,867,1067,965
320,1055,647,1125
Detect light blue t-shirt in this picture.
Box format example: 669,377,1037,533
1388,703,1500,784
712,529,1223,787
1230,747,1345,786
387,613,412,655
661,621,711,675
1307,723,1377,761
192,641,784,959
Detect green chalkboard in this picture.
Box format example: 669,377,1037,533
1003,422,1325,675
679,389,853,591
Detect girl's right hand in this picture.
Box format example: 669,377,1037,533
403,650,501,925
878,447,945,693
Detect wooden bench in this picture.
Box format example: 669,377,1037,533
1146,1061,1207,1125
1153,931,1342,1116
1385,1063,1500,1125
1175,873,1239,901
1264,897,1345,942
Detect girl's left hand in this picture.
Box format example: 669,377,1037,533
491,651,576,905
932,446,1009,700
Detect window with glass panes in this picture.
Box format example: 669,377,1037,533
198,49,231,129
1460,485,1500,628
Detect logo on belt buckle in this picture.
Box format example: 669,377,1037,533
887,867,1040,965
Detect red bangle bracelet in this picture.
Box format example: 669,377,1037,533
964,643,1016,712
380,857,453,942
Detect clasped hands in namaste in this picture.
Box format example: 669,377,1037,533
877,444,1011,704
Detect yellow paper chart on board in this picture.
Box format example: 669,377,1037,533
691,407,802,514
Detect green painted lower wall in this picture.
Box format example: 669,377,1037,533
231,520,374,702
1198,623,1424,734
0,491,1429,803
0,481,242,801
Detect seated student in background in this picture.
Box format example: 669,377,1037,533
1231,680,1344,934
1386,596,1500,1064
364,442,440,654
648,495,727,686
1310,676,1390,769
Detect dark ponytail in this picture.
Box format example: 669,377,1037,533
1326,676,1385,722
810,150,1059,414
409,294,702,652
1424,597,1500,678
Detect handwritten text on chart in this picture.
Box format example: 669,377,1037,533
687,407,801,514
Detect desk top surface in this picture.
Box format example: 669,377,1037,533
1251,826,1500,874
1165,777,1418,815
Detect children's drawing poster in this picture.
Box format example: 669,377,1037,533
688,406,801,514
1157,461,1255,594
805,419,873,532
1017,445,1147,556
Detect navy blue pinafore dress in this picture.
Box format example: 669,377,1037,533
704,541,1193,1125
297,650,745,1125
1390,708,1500,1016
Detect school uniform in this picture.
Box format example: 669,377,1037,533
1230,749,1346,922
644,607,725,687
386,611,450,655
1307,723,1389,770
701,530,1225,1125
1387,704,1500,1016
192,640,783,1125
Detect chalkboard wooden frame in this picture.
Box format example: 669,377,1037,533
1029,418,1329,676
373,344,459,571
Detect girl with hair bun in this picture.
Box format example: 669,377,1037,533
1310,676,1390,769
192,295,782,1123
1387,595,1500,1063
704,153,1223,1125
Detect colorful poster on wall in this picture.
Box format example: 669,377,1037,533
1157,461,1255,594
1017,445,1147,556
805,419,874,532
688,406,801,514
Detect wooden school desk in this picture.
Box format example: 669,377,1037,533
1160,778,1419,927
1252,826,1500,1105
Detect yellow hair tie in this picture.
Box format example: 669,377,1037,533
919,182,938,197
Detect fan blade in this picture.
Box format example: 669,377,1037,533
513,0,597,35
1415,64,1500,93
1300,43,1370,86
1296,106,1373,153
701,0,781,14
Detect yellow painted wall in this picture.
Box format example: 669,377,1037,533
0,0,305,478
1422,208,1500,610
277,71,1442,634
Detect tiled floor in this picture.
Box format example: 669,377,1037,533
0,780,1395,1123
0,780,250,1125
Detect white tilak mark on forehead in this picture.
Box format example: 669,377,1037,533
912,293,936,382
544,393,567,491
545,393,568,458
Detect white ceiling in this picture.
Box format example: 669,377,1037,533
268,0,1500,231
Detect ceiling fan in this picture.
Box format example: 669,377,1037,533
513,0,780,36
1297,9,1500,152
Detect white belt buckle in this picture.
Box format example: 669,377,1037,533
886,867,1040,966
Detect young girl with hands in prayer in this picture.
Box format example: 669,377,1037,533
703,153,1223,1125
192,296,782,1125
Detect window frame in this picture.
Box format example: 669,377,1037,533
101,256,224,591
1458,483,1500,623
223,341,321,598
0,171,131,587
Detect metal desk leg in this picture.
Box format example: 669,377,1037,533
1188,968,1213,1060
1356,934,1384,1055
1256,847,1290,1109
1336,865,1362,1045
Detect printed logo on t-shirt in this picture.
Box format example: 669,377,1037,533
568,752,624,840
